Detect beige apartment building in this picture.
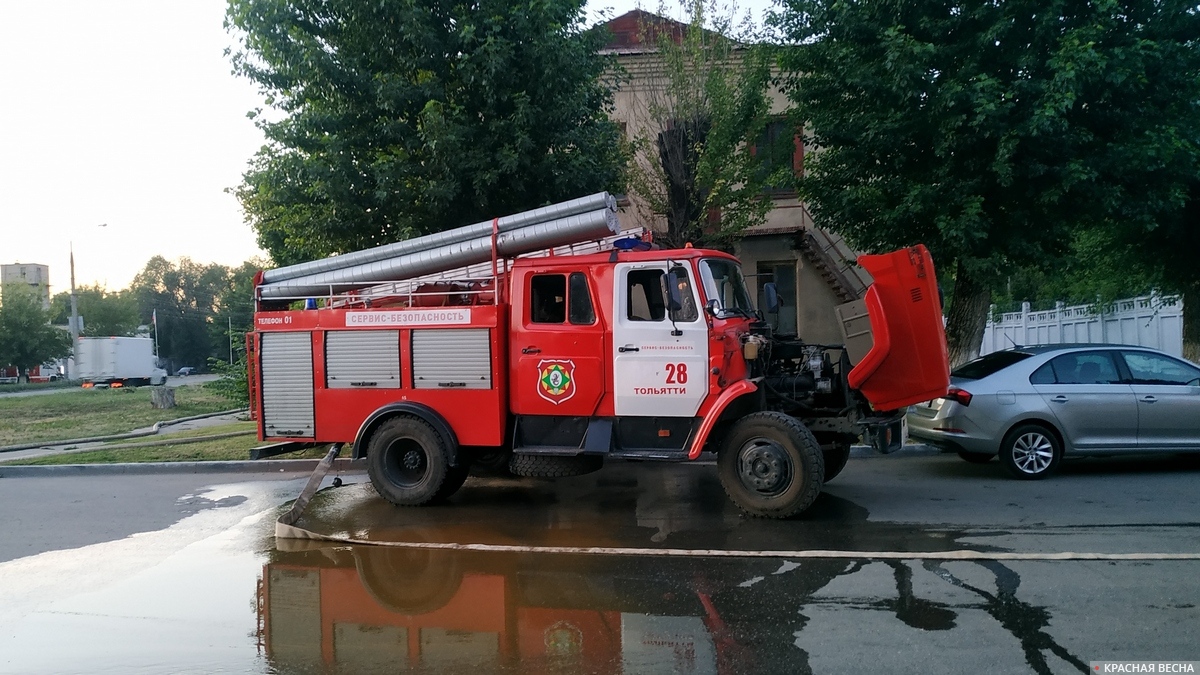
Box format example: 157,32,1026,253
1,263,52,310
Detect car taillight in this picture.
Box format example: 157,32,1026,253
944,387,972,407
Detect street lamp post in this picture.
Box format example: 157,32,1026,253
67,224,107,380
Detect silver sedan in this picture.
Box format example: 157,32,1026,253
908,345,1200,479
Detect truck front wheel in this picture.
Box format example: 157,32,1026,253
718,412,825,518
367,416,462,506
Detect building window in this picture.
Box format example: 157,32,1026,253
755,119,803,193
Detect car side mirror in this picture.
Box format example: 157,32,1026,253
763,282,781,314
666,269,683,312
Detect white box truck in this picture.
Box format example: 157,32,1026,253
75,337,167,388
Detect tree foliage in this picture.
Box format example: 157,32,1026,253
49,285,140,337
227,0,627,266
777,0,1200,365
623,1,783,249
127,257,266,370
0,283,71,382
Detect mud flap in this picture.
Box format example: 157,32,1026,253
845,245,950,410
276,443,343,540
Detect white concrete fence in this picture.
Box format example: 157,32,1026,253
980,294,1184,357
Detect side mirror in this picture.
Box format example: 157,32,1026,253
665,268,683,312
763,282,781,314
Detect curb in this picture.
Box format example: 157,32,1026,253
0,457,366,477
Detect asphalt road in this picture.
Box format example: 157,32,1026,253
0,451,1197,674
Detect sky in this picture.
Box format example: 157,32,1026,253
0,0,769,295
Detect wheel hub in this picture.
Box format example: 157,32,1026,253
738,440,792,496
403,449,424,471
1012,432,1054,474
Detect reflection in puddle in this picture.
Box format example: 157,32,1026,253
260,545,1090,674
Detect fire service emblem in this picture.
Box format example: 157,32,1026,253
537,360,576,405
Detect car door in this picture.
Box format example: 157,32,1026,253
1119,350,1200,450
611,261,708,417
1032,350,1138,451
510,270,605,417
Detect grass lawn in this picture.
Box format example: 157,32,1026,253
1,421,332,465
0,386,238,446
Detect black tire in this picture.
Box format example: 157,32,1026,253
957,450,994,464
823,443,852,483
717,411,824,518
509,453,603,478
999,423,1062,480
354,547,463,614
432,467,470,502
366,416,455,506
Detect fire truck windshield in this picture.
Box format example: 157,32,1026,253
699,258,754,318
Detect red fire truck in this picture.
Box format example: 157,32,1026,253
249,193,949,518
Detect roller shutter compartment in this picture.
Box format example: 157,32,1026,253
261,332,315,437
326,330,400,389
412,329,492,389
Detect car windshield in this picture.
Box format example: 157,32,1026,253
951,351,1033,380
699,259,754,317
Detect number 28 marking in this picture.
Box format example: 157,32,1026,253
664,363,688,384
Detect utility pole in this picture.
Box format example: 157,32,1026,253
229,316,234,364
68,244,78,380
67,224,106,380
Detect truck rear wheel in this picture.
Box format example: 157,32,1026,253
367,416,461,506
718,412,824,518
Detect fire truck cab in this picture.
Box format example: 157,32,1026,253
251,195,949,518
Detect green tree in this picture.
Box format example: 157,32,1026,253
623,2,782,249
49,286,140,337
0,283,71,383
129,257,232,370
209,259,267,368
226,0,627,266
777,0,1200,365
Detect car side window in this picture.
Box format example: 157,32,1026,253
530,274,566,324
568,272,596,325
1048,352,1121,385
1029,363,1055,385
1121,352,1200,385
627,269,667,321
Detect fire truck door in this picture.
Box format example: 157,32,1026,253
612,262,708,417
511,271,605,416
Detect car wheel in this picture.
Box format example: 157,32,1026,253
367,416,455,506
717,411,824,518
999,424,1062,480
957,450,994,464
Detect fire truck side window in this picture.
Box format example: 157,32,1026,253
530,274,567,323
627,269,667,321
568,273,595,325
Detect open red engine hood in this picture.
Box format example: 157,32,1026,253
846,245,950,411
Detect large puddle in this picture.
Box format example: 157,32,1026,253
1,465,1197,674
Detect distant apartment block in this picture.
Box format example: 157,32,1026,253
1,263,52,310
